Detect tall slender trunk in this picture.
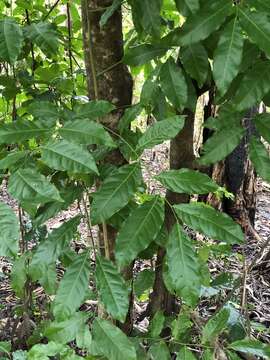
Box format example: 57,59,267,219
149,110,195,316
81,0,134,333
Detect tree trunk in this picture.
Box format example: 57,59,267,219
207,107,259,230
81,0,134,333
149,109,195,316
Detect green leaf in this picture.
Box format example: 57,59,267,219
0,120,52,144
174,203,244,244
254,113,270,143
156,168,219,194
239,7,270,58
176,347,197,360
179,0,232,46
53,252,91,318
39,263,57,295
27,341,65,360
27,101,59,122
131,0,161,38
41,140,99,175
115,196,164,267
159,58,187,110
199,125,245,165
33,185,82,227
91,163,142,225
213,18,244,96
30,216,80,279
0,201,19,257
25,22,59,56
174,0,200,16
73,100,115,120
202,308,230,344
0,18,23,64
59,119,115,147
134,269,155,298
249,0,270,13
148,341,170,360
118,103,143,134
95,255,129,322
100,0,122,27
92,318,137,360
45,312,88,344
137,116,185,153
8,168,63,205
229,339,270,359
149,311,165,337
180,43,209,88
123,44,167,67
0,151,27,170
232,61,270,112
11,255,27,297
166,224,200,298
249,137,270,183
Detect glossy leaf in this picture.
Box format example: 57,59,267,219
95,256,129,322
30,216,80,279
239,7,270,58
0,151,27,170
8,168,63,205
73,100,115,119
213,18,244,96
160,58,187,110
156,168,219,194
27,101,59,122
53,252,91,318
179,0,232,46
176,347,197,360
100,0,122,27
180,43,209,88
131,0,161,38
134,269,155,298
199,125,245,165
148,341,171,360
91,163,142,225
0,18,23,64
174,203,244,244
136,116,185,153
123,44,167,67
254,113,270,143
166,224,200,297
202,308,230,344
249,137,270,183
25,22,59,55
45,312,88,344
59,119,115,147
229,339,270,359
92,318,137,360
232,61,270,112
0,120,52,144
174,0,200,16
0,201,19,257
41,140,99,174
115,196,164,267
33,185,82,227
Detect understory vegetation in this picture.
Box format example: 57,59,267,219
0,0,270,359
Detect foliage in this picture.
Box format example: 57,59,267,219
0,0,269,359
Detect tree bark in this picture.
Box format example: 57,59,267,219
81,0,134,333
149,109,195,316
206,107,259,230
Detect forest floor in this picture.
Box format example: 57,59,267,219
0,144,270,347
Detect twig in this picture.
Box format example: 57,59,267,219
42,0,61,21
81,194,97,261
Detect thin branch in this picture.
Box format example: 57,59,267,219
43,0,61,21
